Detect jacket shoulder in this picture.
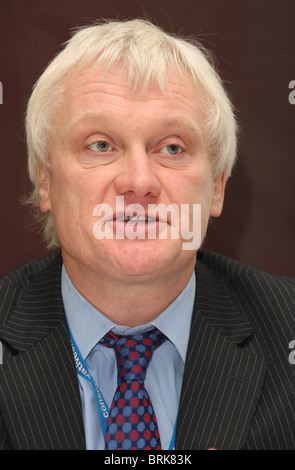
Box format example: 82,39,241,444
0,252,63,352
197,249,295,288
0,253,61,290
197,250,295,337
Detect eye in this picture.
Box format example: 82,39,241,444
88,141,113,152
160,144,183,155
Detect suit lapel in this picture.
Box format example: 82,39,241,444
175,260,267,450
0,255,85,449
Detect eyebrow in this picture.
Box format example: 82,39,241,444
165,117,203,137
68,113,108,131
68,113,203,139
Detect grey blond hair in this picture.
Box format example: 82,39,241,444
25,18,238,249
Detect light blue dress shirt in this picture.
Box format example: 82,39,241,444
61,265,195,450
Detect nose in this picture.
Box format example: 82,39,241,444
113,148,162,201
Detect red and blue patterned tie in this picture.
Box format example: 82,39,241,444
100,328,166,450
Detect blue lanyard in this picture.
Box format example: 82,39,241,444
69,326,110,437
69,326,177,450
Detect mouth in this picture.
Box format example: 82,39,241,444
93,198,179,242
109,210,168,239
115,214,158,224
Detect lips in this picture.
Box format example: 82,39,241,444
113,210,162,224
93,199,177,241
116,214,157,223
105,208,169,239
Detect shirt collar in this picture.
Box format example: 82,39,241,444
62,265,195,364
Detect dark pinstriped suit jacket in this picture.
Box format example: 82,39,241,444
0,250,294,450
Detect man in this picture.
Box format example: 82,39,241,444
0,19,294,450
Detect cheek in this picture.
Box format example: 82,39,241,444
50,164,91,206
180,168,213,208
180,169,214,232
49,166,113,240
47,167,82,236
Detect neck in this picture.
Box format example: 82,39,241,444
62,254,196,327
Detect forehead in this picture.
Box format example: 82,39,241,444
64,62,204,107
66,61,197,94
55,63,207,137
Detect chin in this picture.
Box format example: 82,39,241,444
108,238,184,278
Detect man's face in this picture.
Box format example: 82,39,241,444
38,65,226,282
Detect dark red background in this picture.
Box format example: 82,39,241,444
0,0,294,276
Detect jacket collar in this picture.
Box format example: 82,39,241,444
192,255,254,345
0,250,253,353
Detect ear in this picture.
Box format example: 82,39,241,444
210,172,227,218
37,164,51,213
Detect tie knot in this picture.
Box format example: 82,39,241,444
101,328,166,383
